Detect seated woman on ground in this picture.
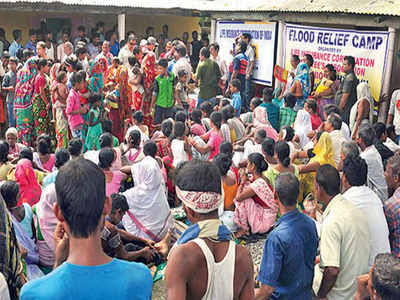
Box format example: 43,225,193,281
33,134,55,173
120,130,145,166
263,141,299,187
99,148,128,197
261,138,278,169
170,121,191,168
189,111,224,161
234,153,278,237
240,97,262,127
0,141,12,181
0,181,43,280
213,153,238,232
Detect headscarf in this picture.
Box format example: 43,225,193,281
35,184,58,254
310,132,336,167
5,127,17,138
14,57,38,109
14,159,42,206
356,82,374,121
253,106,278,141
293,62,311,99
176,186,223,214
0,194,22,299
294,109,312,149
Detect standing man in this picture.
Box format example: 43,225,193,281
24,29,37,55
335,56,359,124
384,154,400,257
109,32,120,57
73,25,90,46
387,88,400,143
324,113,346,167
341,155,390,267
210,43,228,89
255,173,318,299
357,123,388,202
172,45,192,84
20,158,153,299
97,41,113,65
241,33,255,107
313,164,370,299
57,30,70,63
9,30,22,57
190,31,202,71
88,33,101,59
166,160,254,299
195,47,221,108
229,41,248,109
119,34,136,68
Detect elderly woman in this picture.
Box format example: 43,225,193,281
349,82,374,140
5,127,24,160
122,142,173,242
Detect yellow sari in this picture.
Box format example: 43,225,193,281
298,132,336,202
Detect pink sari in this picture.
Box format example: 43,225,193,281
234,177,278,234
253,106,278,141
15,159,42,206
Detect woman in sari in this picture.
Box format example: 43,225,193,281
293,109,313,149
14,159,42,207
34,184,58,271
51,71,69,149
14,57,38,146
33,58,53,139
142,45,157,130
293,132,336,202
122,149,173,242
0,193,23,300
289,61,311,110
263,141,299,187
88,56,107,99
312,64,337,119
234,152,277,236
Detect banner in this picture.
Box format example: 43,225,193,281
284,24,389,101
216,21,277,85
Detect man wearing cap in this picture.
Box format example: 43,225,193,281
165,160,254,300
118,34,136,68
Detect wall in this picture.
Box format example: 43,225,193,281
125,13,200,41
0,11,200,45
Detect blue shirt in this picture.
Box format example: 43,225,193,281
110,41,120,57
9,40,22,57
20,258,153,300
260,102,280,132
231,92,242,117
25,41,37,55
258,210,318,300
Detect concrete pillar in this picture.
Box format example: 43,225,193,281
210,19,216,43
275,21,285,88
118,13,126,42
378,27,396,122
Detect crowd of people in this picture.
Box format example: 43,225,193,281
0,21,399,300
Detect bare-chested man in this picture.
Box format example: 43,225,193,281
165,160,254,300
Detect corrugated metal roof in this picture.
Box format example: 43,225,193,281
0,0,399,16
0,0,218,10
207,0,400,16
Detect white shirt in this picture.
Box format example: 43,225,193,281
329,130,346,167
343,186,391,267
172,57,192,83
118,45,133,68
245,44,255,74
341,122,351,141
171,139,188,168
384,137,400,152
212,55,228,82
46,44,55,61
360,145,388,202
389,89,400,135
79,57,89,72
